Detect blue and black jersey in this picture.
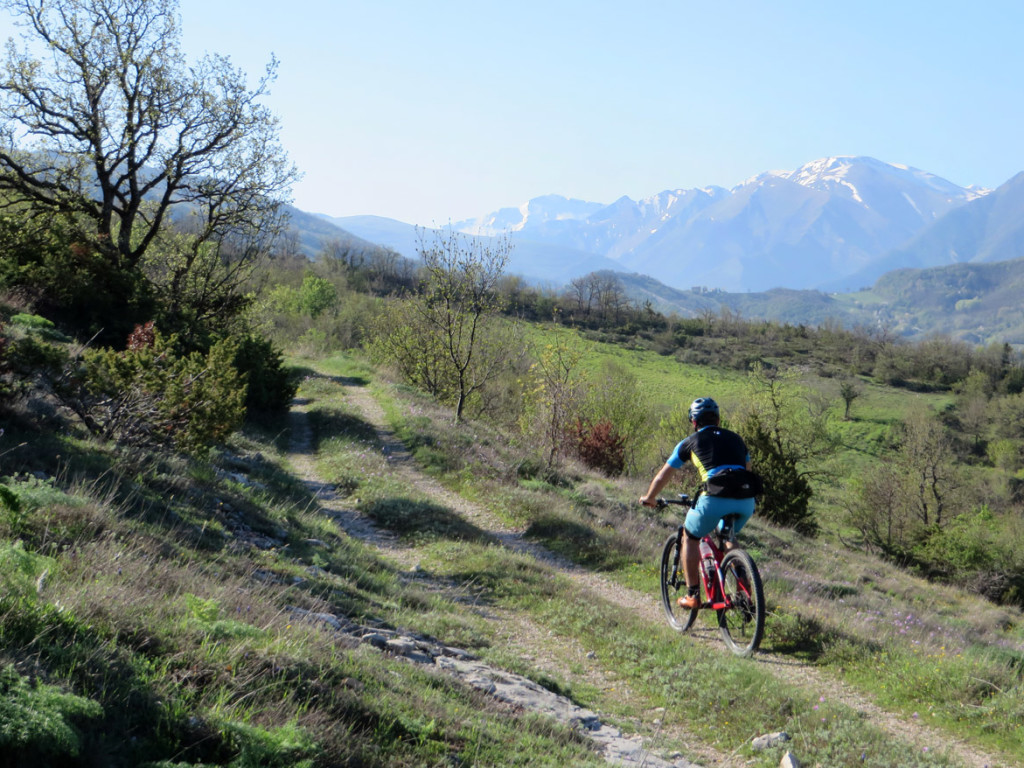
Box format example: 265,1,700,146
667,426,749,482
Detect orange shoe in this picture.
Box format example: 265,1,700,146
677,594,700,610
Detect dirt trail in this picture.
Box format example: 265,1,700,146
292,378,1011,768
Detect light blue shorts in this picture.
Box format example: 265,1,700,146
685,495,756,539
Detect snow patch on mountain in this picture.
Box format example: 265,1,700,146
440,156,1002,292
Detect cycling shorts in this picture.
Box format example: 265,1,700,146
685,495,755,539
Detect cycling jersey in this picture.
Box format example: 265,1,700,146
667,425,750,481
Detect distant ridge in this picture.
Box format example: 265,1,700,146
451,156,989,293
284,156,1024,344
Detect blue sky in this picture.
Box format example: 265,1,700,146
7,1,1024,226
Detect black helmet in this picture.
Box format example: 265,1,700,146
688,397,720,425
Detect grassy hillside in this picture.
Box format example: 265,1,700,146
2,344,1021,766
612,256,1024,346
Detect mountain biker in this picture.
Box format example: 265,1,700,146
639,397,757,610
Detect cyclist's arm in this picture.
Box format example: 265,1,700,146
639,463,678,507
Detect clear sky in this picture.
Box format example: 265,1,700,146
7,1,1024,226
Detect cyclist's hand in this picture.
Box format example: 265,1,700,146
639,495,657,508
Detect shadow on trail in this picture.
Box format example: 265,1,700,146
307,408,379,446
292,365,370,388
524,515,631,572
363,497,498,545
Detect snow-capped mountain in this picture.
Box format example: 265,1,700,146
457,194,606,236
450,157,990,292
310,157,1015,294
831,169,1024,289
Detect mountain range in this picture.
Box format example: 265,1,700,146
290,156,1024,343
306,156,1024,292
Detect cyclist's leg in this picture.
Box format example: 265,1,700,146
693,496,754,552
681,528,701,589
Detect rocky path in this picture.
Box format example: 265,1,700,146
289,377,1010,768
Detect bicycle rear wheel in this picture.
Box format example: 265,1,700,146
717,548,765,657
660,533,697,631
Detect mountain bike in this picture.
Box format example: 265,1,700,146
657,494,765,657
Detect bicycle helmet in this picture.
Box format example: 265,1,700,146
688,397,720,426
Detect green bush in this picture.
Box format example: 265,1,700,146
9,313,70,342
80,328,247,453
0,541,55,601
232,333,297,413
0,663,103,759
738,411,817,535
0,483,26,536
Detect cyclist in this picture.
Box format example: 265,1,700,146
639,397,757,610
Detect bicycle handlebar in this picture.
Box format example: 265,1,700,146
655,494,692,509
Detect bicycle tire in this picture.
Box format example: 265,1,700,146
660,533,698,631
717,548,765,657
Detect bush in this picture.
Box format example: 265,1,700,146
571,419,626,476
77,326,247,453
0,663,103,759
232,333,297,413
739,411,817,535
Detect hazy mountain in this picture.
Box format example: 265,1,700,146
455,188,729,261
451,157,988,293
292,157,1006,294
622,157,985,292
611,254,1024,346
831,171,1024,290
314,213,623,286
284,206,384,258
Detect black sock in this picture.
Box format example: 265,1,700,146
687,585,700,597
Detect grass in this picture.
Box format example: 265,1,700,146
357,350,1024,765
2,348,1022,767
0,373,614,765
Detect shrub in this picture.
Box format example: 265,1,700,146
77,325,247,453
571,419,626,476
0,484,26,537
232,333,297,413
739,411,817,535
0,663,103,759
0,540,55,601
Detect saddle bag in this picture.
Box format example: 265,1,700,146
705,468,764,499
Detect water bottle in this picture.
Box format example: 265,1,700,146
699,540,717,599
699,539,714,560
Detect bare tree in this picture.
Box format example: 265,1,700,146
370,230,517,422
414,229,514,422
523,330,586,466
0,0,296,284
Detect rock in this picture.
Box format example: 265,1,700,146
751,731,791,750
360,632,389,650
340,677,364,692
780,751,801,768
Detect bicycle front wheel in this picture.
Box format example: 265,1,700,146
660,533,697,631
718,548,765,657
